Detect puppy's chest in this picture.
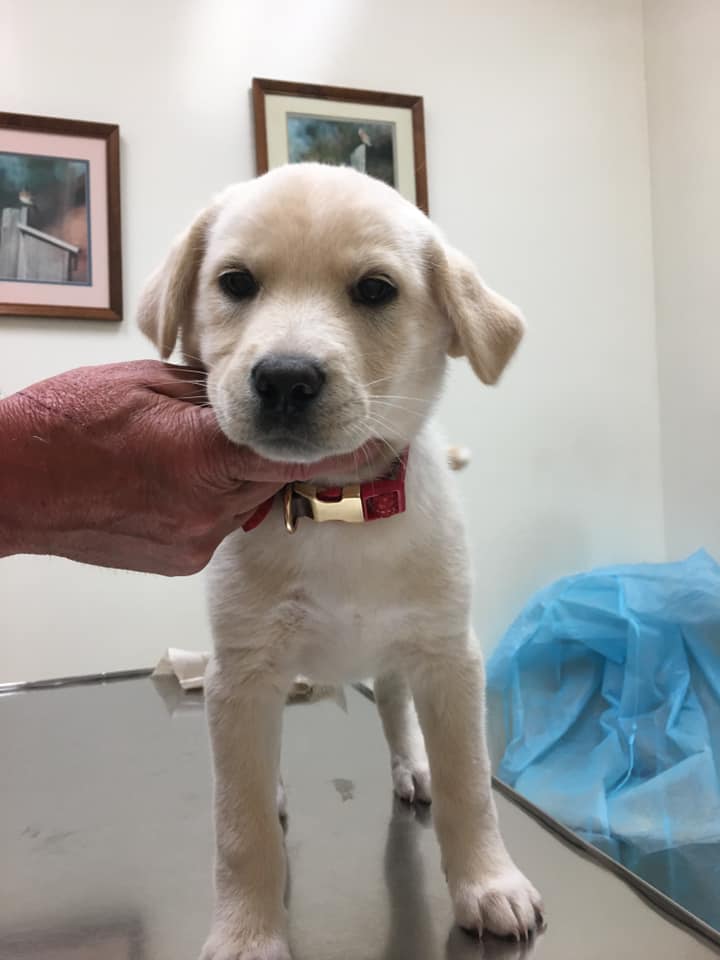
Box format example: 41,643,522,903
278,546,416,629
257,517,440,638
273,575,422,678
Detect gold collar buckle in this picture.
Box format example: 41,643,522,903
283,481,364,534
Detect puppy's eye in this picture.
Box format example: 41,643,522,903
353,276,397,306
219,269,259,300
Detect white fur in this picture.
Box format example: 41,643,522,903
138,164,542,958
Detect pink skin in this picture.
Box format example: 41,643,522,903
0,360,377,576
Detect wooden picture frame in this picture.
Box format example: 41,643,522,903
0,112,122,321
252,78,428,213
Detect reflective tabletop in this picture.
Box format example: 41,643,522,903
1,677,718,960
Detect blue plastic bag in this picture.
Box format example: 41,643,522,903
487,550,720,860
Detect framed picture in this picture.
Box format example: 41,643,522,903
252,78,428,213
0,112,122,321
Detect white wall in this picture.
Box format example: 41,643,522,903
0,0,666,681
643,0,720,560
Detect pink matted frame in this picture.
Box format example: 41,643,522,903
0,112,122,322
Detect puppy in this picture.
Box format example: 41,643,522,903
138,163,542,960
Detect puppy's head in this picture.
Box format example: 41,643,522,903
138,164,524,464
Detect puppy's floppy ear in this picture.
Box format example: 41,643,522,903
137,204,216,360
431,241,525,385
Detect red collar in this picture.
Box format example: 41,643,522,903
243,450,409,534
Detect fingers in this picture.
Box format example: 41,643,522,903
188,402,386,483
290,439,387,479
226,482,284,525
223,452,338,483
219,443,386,483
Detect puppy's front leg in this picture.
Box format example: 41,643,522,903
410,637,544,941
201,655,291,960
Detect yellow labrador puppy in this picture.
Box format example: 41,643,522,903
138,163,542,960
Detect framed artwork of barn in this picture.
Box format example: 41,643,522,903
0,112,122,321
252,78,428,213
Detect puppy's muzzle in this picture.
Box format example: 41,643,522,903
251,353,326,421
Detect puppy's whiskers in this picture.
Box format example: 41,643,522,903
369,394,432,405
178,352,207,368
361,417,403,462
362,365,440,390
370,399,429,421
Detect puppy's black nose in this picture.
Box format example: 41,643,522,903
251,354,326,416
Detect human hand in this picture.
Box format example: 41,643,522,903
0,360,370,575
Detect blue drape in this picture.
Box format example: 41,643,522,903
488,551,720,865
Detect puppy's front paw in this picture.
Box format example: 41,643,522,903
451,866,544,941
391,755,432,804
200,933,291,960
